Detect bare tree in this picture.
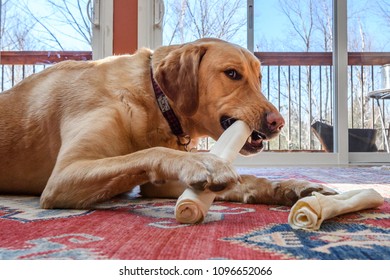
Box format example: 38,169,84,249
46,0,91,45
19,0,91,50
313,0,332,52
1,0,38,51
274,0,378,149
279,0,315,52
276,0,319,149
1,0,91,51
377,0,390,29
1,0,91,92
163,0,246,46
276,0,387,150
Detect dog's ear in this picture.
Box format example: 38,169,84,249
153,43,207,116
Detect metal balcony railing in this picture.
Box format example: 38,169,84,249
0,51,92,89
255,52,390,152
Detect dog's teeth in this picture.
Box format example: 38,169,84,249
252,131,264,140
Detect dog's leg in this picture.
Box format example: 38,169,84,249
216,175,337,206
140,181,186,198
140,175,336,207
40,148,239,209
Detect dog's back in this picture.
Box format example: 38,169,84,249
0,49,156,195
0,60,97,194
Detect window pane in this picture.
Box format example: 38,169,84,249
254,0,335,152
1,0,91,51
348,0,390,153
0,0,92,92
254,0,333,52
348,0,389,52
162,0,247,47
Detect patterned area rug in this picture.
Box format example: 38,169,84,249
0,166,389,260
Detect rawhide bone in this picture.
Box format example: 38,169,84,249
288,188,384,230
174,120,252,224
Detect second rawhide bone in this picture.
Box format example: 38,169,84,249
174,120,252,224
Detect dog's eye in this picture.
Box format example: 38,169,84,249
224,69,242,80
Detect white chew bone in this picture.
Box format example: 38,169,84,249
208,121,253,162
288,189,384,230
175,120,252,224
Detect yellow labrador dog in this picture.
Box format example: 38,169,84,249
0,38,335,209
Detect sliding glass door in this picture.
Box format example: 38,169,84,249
240,0,341,165
142,0,390,164
347,0,390,163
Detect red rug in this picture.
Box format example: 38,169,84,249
1,166,389,260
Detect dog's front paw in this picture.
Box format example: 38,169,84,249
277,179,338,205
178,153,240,193
298,182,338,197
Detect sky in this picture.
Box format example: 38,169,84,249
1,0,389,52
1,0,92,51
161,0,389,52
254,0,390,52
254,0,290,50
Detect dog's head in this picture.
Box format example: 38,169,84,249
152,38,284,155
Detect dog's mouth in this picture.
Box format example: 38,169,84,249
220,116,267,155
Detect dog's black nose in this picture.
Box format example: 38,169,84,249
266,111,285,133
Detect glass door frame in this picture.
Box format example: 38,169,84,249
140,0,390,165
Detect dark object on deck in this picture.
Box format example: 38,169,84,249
311,121,378,152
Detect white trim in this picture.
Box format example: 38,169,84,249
247,0,254,52
333,0,349,164
233,151,390,166
138,0,163,49
91,0,113,59
349,153,390,163
234,152,338,166
155,0,389,166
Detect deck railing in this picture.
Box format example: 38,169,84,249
255,52,390,152
1,50,389,152
0,51,92,89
